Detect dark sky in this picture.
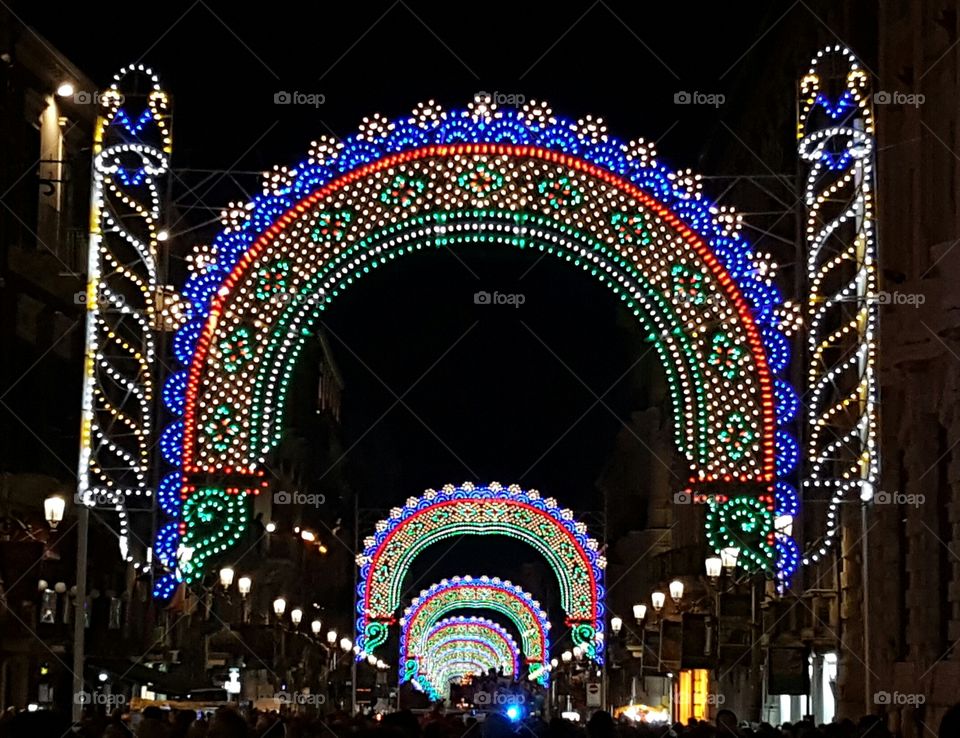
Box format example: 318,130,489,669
20,0,817,517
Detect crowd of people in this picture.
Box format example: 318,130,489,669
1,704,959,738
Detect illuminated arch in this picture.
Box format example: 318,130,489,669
156,98,799,600
403,616,520,685
417,638,514,699
359,484,597,661
418,657,492,702
399,576,551,684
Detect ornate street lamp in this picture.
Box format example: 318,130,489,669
290,608,303,627
633,603,647,623
219,567,235,590
705,556,723,583
610,616,623,635
44,495,65,530
651,591,666,612
561,650,572,663
669,579,684,604
327,630,338,645
273,597,286,617
237,576,252,597
720,546,740,574
340,637,352,652
311,620,322,636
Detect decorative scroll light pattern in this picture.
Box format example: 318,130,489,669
359,484,596,665
159,96,797,595
399,576,552,684
77,65,170,564
403,616,521,687
798,46,879,565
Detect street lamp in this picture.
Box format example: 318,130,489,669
273,597,287,617
327,630,338,645
44,495,65,530
561,650,572,663
669,579,684,604
56,82,75,98
651,591,666,612
720,546,740,574
611,616,623,635
237,576,252,597
290,608,303,627
705,556,723,583
633,603,647,623
340,637,352,652
311,620,322,636
219,567,235,590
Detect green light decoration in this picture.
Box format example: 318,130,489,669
311,210,352,243
219,327,252,373
457,163,505,196
417,641,505,700
363,621,389,653
380,174,426,207
254,260,290,301
204,405,240,454
708,331,745,380
718,412,757,462
537,175,583,209
179,488,248,583
671,263,707,306
704,495,775,571
609,211,653,247
571,623,600,660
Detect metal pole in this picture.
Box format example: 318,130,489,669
861,503,871,714
71,504,89,725
352,494,359,714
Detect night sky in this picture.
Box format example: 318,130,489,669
19,0,810,547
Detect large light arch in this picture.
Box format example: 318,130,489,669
404,616,520,686
154,99,799,600
399,576,551,684
359,484,597,661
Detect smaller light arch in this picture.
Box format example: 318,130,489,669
417,657,493,702
403,616,521,686
399,576,552,685
357,482,604,662
416,637,515,699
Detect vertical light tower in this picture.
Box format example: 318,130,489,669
798,46,879,560
73,66,170,722
797,46,878,714
77,65,171,549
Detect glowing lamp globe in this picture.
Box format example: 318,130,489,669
651,591,666,612
633,603,647,622
272,597,286,617
610,616,623,635
219,567,234,589
290,608,303,626
669,580,684,603
311,620,322,636
237,576,252,597
44,495,65,529
705,556,723,580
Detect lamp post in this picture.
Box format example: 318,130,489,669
290,608,303,628
311,620,322,637
219,567,235,590
611,616,623,635
44,495,65,530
